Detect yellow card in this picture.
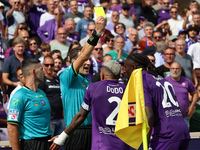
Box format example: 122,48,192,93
94,7,106,18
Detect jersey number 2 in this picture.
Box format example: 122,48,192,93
106,96,121,126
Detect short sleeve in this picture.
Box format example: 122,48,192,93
82,85,92,111
60,63,78,88
7,90,25,124
2,59,10,73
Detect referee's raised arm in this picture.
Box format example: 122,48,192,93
73,16,106,73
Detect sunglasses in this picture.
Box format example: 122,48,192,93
153,36,162,39
44,64,54,67
112,14,119,17
123,8,130,11
108,39,114,42
89,29,94,32
30,42,37,46
14,1,20,4
164,53,175,55
116,26,124,29
163,2,170,4
0,7,4,9
19,27,27,30
94,48,103,51
60,0,68,1
171,11,177,14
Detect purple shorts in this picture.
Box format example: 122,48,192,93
149,139,190,150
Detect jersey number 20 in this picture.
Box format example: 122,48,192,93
156,81,179,108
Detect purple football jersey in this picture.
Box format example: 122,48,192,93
82,80,129,150
142,71,190,143
166,76,196,117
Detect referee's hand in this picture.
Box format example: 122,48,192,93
95,16,106,34
49,136,60,150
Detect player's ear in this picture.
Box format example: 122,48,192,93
100,69,105,81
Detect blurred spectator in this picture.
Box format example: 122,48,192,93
6,0,25,39
195,68,200,82
37,7,65,43
91,54,113,82
174,38,197,85
5,30,34,60
188,0,199,22
141,0,158,26
28,37,42,59
105,36,128,61
60,0,69,14
137,16,147,40
167,35,178,49
39,56,65,137
138,22,154,51
152,0,162,11
188,39,200,69
119,3,134,29
185,25,198,52
39,42,51,63
53,55,63,77
51,49,61,59
98,20,111,45
0,11,5,38
158,47,176,77
54,0,59,7
65,18,80,43
88,43,103,81
0,100,7,127
113,22,126,39
103,33,115,54
190,82,200,132
113,0,136,21
155,20,172,40
8,23,27,47
147,54,156,66
105,11,119,35
2,38,28,97
124,28,138,54
157,0,171,24
80,22,95,46
178,29,187,40
154,41,168,67
28,0,47,42
39,0,55,26
75,5,94,39
109,0,118,10
168,6,183,35
166,62,198,128
63,0,83,24
50,27,70,59
142,31,163,55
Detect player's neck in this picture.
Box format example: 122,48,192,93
171,76,180,81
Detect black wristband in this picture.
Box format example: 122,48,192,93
87,30,100,46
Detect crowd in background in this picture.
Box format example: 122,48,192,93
1,0,200,141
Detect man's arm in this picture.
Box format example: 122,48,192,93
145,106,154,146
73,16,105,73
49,107,89,150
191,69,198,86
7,124,20,150
2,73,19,87
187,90,198,118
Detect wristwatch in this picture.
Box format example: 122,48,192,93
94,30,102,37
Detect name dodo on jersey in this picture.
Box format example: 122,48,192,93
107,86,124,94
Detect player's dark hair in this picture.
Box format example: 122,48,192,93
69,47,82,63
21,58,40,77
127,53,162,77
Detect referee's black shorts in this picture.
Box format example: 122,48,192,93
20,136,52,150
64,126,92,150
